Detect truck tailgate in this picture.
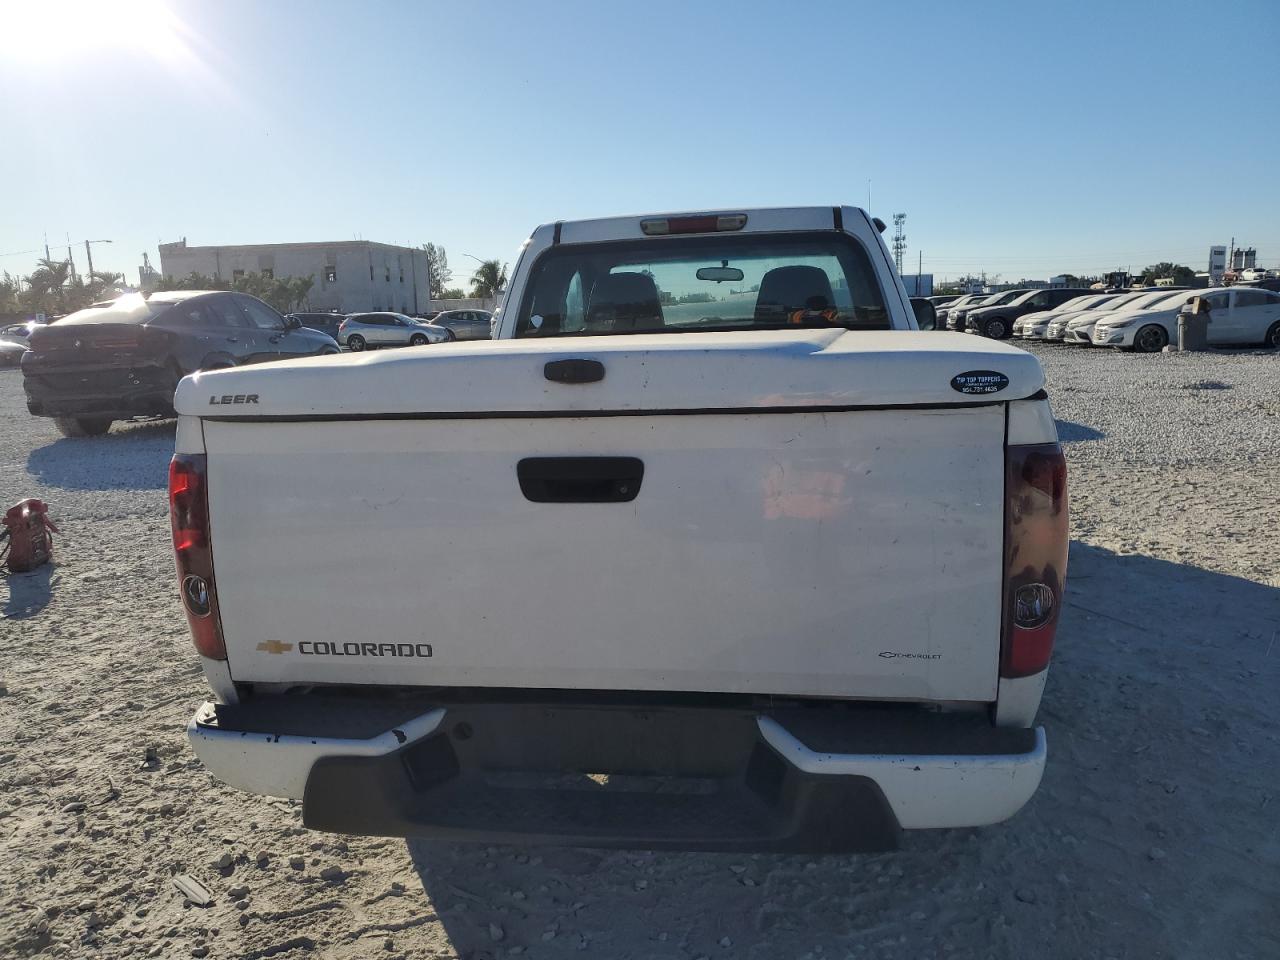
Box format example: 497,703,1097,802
204,405,1006,701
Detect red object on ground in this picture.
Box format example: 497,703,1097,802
2,499,59,573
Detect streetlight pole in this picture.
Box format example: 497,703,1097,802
84,239,112,280
461,253,499,303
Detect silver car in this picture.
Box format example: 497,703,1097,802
337,312,450,351
427,309,493,340
0,321,38,349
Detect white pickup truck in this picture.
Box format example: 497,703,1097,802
173,206,1068,852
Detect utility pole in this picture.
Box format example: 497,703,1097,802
891,213,907,275
917,250,923,295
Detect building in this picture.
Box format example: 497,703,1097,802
158,239,430,314
1208,245,1227,284
1230,247,1257,271
897,273,934,296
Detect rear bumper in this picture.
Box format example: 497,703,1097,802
189,694,1046,852
22,360,176,418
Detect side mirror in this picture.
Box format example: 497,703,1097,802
910,297,937,330
283,315,302,330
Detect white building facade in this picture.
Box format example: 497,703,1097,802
158,239,431,314
1208,246,1227,283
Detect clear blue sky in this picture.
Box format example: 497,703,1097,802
2,0,1278,287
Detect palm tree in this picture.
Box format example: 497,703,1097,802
20,258,73,314
286,275,315,311
0,272,19,313
469,260,507,299
26,257,71,296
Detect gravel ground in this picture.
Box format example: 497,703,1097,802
1,342,1278,960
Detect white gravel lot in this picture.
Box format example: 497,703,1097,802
1,342,1278,960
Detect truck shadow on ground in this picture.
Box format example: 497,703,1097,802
406,541,1280,960
1055,419,1105,442
25,420,176,491
1,564,53,620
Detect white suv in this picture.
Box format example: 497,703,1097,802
337,312,450,351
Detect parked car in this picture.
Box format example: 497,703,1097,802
1095,286,1280,351
0,321,38,349
1235,277,1280,293
965,288,1094,339
937,292,994,330
179,205,1065,851
337,312,451,351
21,291,340,437
1062,289,1188,345
285,311,346,339
1043,291,1151,341
425,309,494,340
0,339,25,367
1014,294,1119,340
946,290,1029,332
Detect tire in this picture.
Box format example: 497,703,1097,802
1265,321,1280,349
320,345,340,355
409,333,428,346
54,416,112,438
347,334,366,352
443,328,457,342
983,317,1008,339
1133,324,1169,353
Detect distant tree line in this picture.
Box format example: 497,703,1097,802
1140,263,1196,285
156,271,315,313
0,258,125,317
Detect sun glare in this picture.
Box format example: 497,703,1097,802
2,0,186,63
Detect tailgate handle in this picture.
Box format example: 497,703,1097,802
517,457,643,503
544,359,604,383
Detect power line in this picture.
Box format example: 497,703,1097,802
0,240,122,260
0,246,56,259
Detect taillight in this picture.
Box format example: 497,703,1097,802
1001,443,1068,678
169,454,226,660
641,213,748,235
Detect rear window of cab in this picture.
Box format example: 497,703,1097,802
513,232,890,337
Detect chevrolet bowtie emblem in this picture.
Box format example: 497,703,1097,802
256,640,293,655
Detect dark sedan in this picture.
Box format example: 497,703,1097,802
964,287,1095,339
285,311,346,339
22,290,339,437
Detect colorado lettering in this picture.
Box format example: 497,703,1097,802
297,641,433,658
